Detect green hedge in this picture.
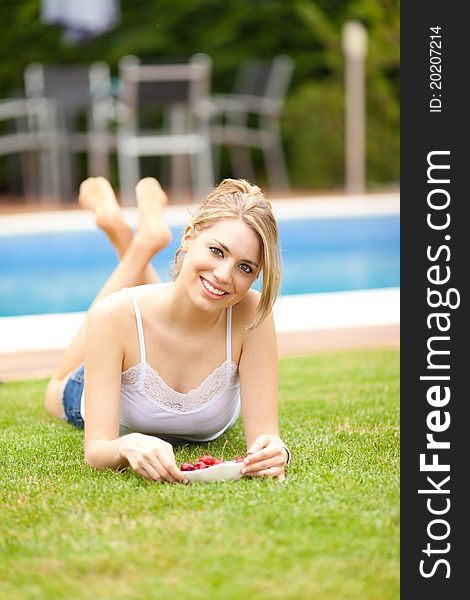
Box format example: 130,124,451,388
0,0,399,192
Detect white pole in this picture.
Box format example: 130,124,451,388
342,21,368,194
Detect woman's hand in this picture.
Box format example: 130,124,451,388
120,433,188,483
241,434,289,480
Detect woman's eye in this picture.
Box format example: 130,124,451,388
210,246,223,257
239,264,253,274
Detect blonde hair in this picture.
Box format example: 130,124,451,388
173,179,281,329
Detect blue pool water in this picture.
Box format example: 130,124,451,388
0,215,399,317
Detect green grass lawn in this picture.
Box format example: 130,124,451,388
0,349,399,600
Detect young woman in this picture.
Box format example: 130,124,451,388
44,176,290,483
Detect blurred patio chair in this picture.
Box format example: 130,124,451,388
0,97,61,200
116,53,214,204
210,54,294,191
24,61,114,201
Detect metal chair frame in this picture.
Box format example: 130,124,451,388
210,54,294,190
116,53,214,204
0,97,62,200
24,61,114,200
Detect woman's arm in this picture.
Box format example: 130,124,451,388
83,294,186,483
238,304,289,478
83,295,127,469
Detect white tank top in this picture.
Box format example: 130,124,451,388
117,287,241,441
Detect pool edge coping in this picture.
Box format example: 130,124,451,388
0,192,400,235
0,288,400,354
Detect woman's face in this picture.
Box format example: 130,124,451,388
179,218,261,311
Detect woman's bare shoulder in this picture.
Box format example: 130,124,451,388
132,282,169,298
92,283,166,313
232,289,261,326
90,289,126,312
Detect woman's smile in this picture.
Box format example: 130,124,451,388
199,276,229,299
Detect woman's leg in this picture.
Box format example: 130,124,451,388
44,177,172,418
77,176,164,287
56,176,171,372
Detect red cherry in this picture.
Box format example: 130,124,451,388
199,454,217,465
193,461,208,470
180,463,196,471
213,459,223,464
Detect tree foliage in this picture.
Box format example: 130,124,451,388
0,0,399,191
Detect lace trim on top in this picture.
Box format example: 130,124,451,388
121,359,239,414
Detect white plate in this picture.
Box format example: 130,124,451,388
182,461,244,483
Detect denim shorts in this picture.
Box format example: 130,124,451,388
62,364,85,429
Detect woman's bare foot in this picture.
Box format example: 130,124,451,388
78,177,132,256
134,177,172,252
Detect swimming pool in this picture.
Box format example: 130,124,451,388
0,213,399,317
